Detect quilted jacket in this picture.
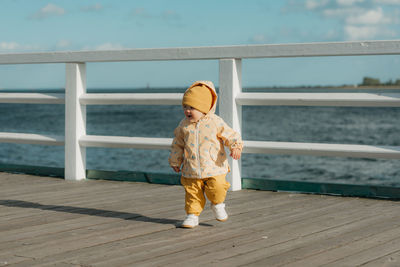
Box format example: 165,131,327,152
168,81,243,179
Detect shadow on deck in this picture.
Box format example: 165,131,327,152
1,172,400,266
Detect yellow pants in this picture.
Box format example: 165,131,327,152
181,174,230,216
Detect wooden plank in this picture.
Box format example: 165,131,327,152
0,195,182,245
0,192,262,263
362,250,400,267
242,212,400,266
2,172,400,266
0,177,133,203
132,199,392,266
0,176,332,266
0,185,173,231
0,190,183,265
85,196,353,266
79,135,172,150
79,93,182,105
244,140,400,159
0,93,65,104
0,177,167,223
0,208,182,256
30,194,341,266
0,40,399,64
0,132,64,146
78,135,400,160
194,201,399,266
2,92,399,107
323,233,400,267
236,92,400,107
175,216,399,267
0,187,284,243
0,180,179,228
0,217,178,265
284,223,400,266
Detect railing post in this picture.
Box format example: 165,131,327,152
65,63,86,181
219,58,242,191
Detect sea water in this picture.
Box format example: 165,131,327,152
0,88,399,186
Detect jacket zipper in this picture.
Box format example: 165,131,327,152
195,122,202,178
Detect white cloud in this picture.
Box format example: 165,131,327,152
344,24,396,40
323,6,365,18
344,25,379,40
394,9,400,23
81,4,103,12
0,42,41,52
373,0,400,4
30,3,65,20
131,8,181,22
56,40,71,49
342,6,397,40
305,0,330,10
336,0,366,6
346,7,391,24
298,0,400,41
0,42,20,50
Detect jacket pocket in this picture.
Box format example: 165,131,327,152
209,147,218,161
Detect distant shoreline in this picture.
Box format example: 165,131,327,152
332,85,400,90
1,85,400,93
248,85,400,90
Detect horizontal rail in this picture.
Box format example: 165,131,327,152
236,93,400,107
244,141,400,159
79,93,182,105
0,132,64,146
0,93,400,107
80,135,172,150
0,93,65,104
0,40,399,64
2,132,399,160
78,135,400,159
3,92,399,107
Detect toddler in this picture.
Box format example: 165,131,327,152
169,80,243,228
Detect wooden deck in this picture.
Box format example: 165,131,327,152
1,172,400,267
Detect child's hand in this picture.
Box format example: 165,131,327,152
172,166,181,173
230,148,242,160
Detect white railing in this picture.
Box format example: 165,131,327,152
1,40,400,191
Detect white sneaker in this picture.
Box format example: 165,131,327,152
181,214,199,228
211,203,228,222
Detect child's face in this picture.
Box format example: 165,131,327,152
183,105,205,123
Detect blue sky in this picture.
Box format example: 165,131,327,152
1,0,400,89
